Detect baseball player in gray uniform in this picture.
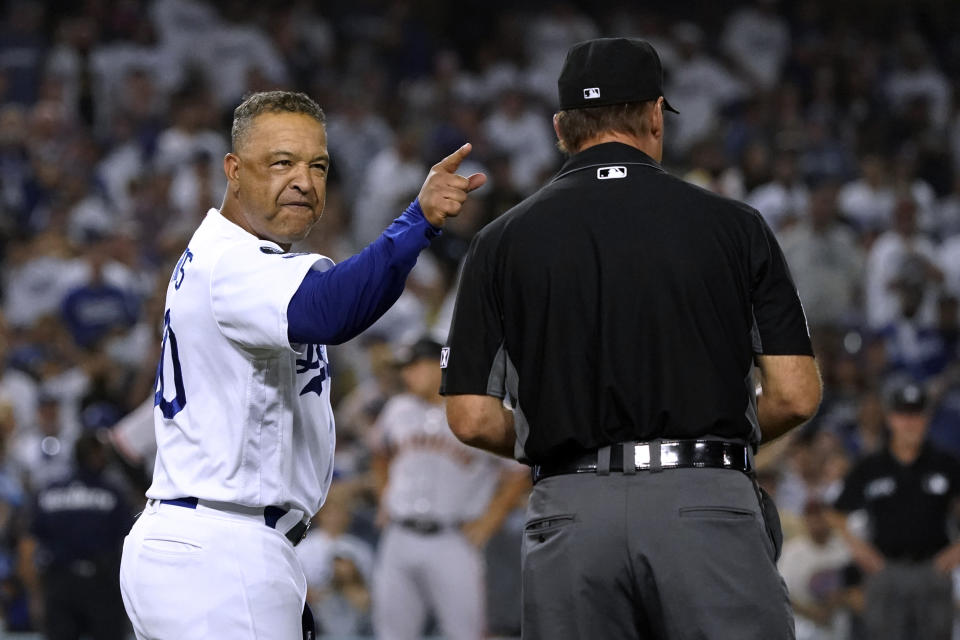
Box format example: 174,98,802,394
118,91,485,640
370,337,530,640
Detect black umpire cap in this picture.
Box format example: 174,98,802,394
558,37,679,113
887,381,928,413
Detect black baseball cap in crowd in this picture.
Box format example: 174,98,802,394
558,37,679,113
888,381,928,413
395,337,443,367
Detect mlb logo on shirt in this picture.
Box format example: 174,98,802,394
583,87,601,99
597,166,627,180
440,347,450,369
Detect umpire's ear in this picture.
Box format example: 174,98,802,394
650,97,664,141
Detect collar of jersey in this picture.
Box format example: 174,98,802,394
551,142,664,183
206,207,285,253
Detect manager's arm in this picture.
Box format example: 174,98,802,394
446,394,516,459
754,353,822,442
287,144,485,345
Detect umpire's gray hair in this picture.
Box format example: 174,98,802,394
231,91,326,152
554,100,655,155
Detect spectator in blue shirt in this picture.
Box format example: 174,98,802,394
60,245,138,350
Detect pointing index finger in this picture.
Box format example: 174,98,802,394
436,143,472,173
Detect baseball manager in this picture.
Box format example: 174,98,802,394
442,38,821,639
119,90,484,640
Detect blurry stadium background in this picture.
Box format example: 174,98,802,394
0,0,958,638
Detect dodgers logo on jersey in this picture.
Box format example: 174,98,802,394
297,343,329,397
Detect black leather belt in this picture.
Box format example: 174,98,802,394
532,440,752,484
394,518,459,535
155,497,310,546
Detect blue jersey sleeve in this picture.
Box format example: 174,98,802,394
287,200,440,345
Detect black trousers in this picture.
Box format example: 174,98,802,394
521,468,794,640
43,560,129,640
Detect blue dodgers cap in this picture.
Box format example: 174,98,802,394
558,37,679,113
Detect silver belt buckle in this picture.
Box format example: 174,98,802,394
661,442,680,467
634,441,682,470
634,443,650,469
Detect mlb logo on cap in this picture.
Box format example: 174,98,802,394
559,38,679,113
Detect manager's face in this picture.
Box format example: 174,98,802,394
225,111,329,247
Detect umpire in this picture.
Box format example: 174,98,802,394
441,38,822,639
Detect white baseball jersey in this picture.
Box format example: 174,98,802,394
146,208,336,515
110,397,158,471
374,393,506,523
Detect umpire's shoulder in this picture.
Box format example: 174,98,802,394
660,171,766,224
469,189,542,248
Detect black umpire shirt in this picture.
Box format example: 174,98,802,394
440,143,812,464
833,443,960,561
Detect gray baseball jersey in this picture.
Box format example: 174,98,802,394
374,393,505,523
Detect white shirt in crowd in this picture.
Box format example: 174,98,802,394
864,230,940,328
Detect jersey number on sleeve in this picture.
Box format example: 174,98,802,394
154,309,187,418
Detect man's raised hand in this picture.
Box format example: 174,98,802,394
417,143,487,227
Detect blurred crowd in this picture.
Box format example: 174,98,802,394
0,0,956,638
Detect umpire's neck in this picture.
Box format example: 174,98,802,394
555,97,665,161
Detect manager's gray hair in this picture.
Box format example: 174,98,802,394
231,91,326,152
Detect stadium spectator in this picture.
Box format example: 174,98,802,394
838,154,896,235
10,392,73,494
18,433,132,639
720,0,790,91
324,88,394,204
60,246,138,351
747,147,809,231
664,21,747,155
523,3,599,105
884,33,951,136
780,183,863,328
297,482,375,637
875,258,955,383
481,85,557,196
153,86,228,218
831,381,960,640
352,124,427,247
0,400,28,632
864,195,942,329
778,499,853,640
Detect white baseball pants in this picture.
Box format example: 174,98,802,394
119,500,307,639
